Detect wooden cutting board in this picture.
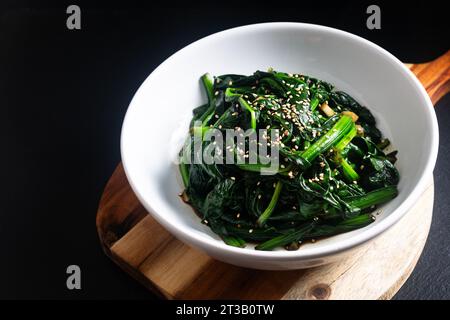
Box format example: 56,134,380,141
96,50,449,300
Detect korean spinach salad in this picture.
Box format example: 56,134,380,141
179,70,399,251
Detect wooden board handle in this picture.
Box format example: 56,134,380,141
408,50,450,105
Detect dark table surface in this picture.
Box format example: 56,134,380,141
0,1,449,299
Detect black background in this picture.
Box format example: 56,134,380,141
0,0,449,299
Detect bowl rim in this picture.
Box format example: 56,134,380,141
121,22,439,260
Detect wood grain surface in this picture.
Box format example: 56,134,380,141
96,51,449,300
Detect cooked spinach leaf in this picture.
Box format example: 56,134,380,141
179,70,400,250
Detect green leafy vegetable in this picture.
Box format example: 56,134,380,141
179,70,400,250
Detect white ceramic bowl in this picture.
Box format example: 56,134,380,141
121,23,438,270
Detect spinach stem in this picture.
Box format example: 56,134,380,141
256,181,283,226
225,88,256,130
306,214,373,238
222,235,246,248
199,73,216,126
237,163,292,174
179,163,190,188
255,223,314,251
335,124,357,152
334,124,360,181
239,97,257,130
299,115,354,168
340,158,360,181
345,186,398,209
310,97,319,111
